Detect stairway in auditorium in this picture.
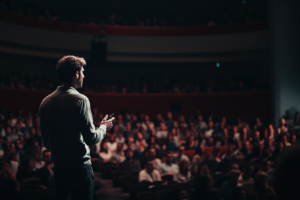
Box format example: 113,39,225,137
94,173,130,200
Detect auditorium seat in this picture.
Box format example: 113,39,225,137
111,170,129,187
129,183,149,200
137,191,156,200
119,175,138,193
155,189,173,200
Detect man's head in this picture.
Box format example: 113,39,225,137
43,149,51,163
166,152,173,164
145,159,155,172
149,148,156,158
125,148,133,159
57,55,86,88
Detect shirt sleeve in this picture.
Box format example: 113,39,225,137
39,102,50,150
78,98,106,146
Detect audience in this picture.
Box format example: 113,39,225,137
1,105,299,199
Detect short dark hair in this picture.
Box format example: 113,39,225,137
56,55,86,83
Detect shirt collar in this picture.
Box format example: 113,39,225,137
57,86,77,91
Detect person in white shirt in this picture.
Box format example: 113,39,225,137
111,143,126,163
106,134,117,153
156,122,168,139
173,145,190,164
141,115,155,132
99,142,112,162
139,159,161,182
158,152,179,176
148,148,161,170
233,126,240,141
173,159,191,183
204,121,214,138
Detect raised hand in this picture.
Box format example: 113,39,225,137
100,114,115,130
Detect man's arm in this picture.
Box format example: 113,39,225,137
78,97,106,146
39,103,50,150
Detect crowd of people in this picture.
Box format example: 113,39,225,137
0,0,268,26
0,71,269,93
0,104,299,199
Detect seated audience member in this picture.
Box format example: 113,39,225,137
147,148,161,170
204,121,214,138
111,143,126,164
241,127,249,142
270,142,283,162
221,170,241,200
258,158,272,174
164,133,177,151
173,145,190,164
119,148,141,173
14,139,26,162
33,150,45,170
173,159,191,183
231,187,247,200
0,162,20,200
156,122,168,139
123,136,136,151
158,152,179,176
135,132,148,148
251,130,264,145
248,172,276,199
192,175,220,200
165,112,173,128
36,150,53,188
115,132,125,144
180,129,191,145
170,128,180,147
147,136,161,151
237,164,254,186
185,136,198,150
282,135,291,148
141,115,154,132
197,163,210,178
221,144,237,163
232,126,240,141
106,134,117,153
233,140,244,159
139,159,161,183
123,122,134,138
6,127,18,143
16,155,37,182
99,142,112,162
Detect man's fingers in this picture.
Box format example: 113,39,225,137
107,117,115,122
102,114,108,121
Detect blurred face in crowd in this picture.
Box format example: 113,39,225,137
149,148,156,158
110,135,115,142
6,127,11,135
150,137,155,144
292,135,296,143
223,128,228,137
255,131,260,139
179,115,185,122
233,126,238,133
208,121,214,129
145,115,150,121
173,121,179,128
126,122,131,131
168,134,173,142
280,118,285,126
242,127,247,138
126,149,133,159
198,115,203,121
102,142,108,150
167,112,172,120
166,153,173,164
28,158,35,169
137,132,143,140
43,151,51,162
146,160,154,172
160,122,167,131
171,128,177,135
30,127,36,135
179,146,185,154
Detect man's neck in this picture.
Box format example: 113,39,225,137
62,83,76,88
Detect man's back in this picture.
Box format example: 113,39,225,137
39,86,105,167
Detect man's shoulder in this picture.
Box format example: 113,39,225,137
41,89,88,105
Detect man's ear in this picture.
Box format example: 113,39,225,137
75,71,79,79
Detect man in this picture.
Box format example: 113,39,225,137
39,56,114,200
111,143,126,163
147,148,162,170
139,159,161,182
158,152,178,176
119,148,141,173
173,145,190,164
